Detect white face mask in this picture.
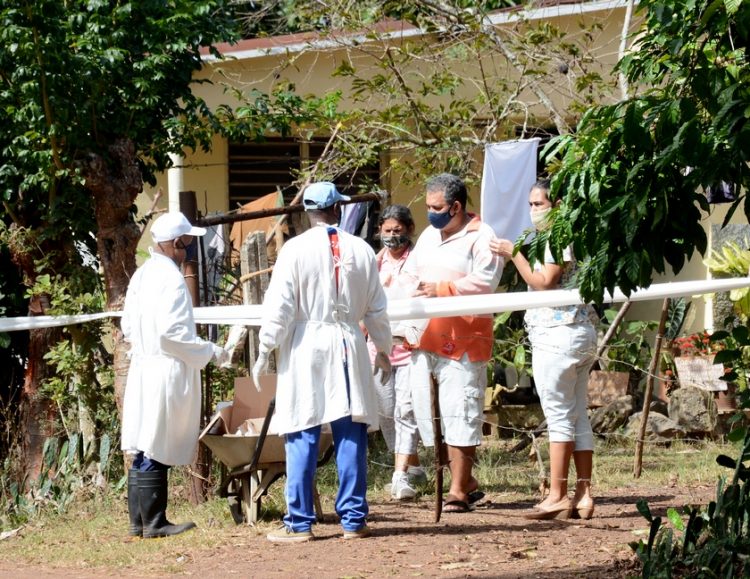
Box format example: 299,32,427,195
530,207,553,230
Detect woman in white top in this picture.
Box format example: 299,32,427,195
369,205,427,500
490,180,598,520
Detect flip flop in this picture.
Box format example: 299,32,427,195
443,494,475,513
468,491,485,505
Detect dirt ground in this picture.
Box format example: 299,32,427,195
1,481,717,578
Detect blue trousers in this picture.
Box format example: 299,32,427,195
283,415,369,533
132,452,169,472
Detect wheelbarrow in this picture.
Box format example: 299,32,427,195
200,375,333,525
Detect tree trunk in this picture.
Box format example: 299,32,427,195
21,310,60,480
7,229,60,482
78,137,143,416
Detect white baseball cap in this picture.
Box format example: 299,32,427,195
302,181,350,211
150,211,207,242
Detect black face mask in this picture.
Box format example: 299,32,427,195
381,235,410,250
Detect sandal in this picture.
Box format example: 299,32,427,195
468,490,485,505
443,494,475,513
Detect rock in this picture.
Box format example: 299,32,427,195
625,411,685,442
649,399,669,417
591,395,634,434
668,386,718,436
494,404,545,438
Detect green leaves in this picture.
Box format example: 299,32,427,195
546,0,750,303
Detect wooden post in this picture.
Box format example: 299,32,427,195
431,374,446,523
180,190,210,503
634,297,670,478
240,231,271,370
596,300,632,360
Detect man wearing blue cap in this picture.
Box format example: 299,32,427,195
253,182,392,542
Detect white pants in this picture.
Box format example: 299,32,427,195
529,323,597,450
410,351,487,447
374,363,422,455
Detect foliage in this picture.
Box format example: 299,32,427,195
492,310,529,379
221,0,616,191
631,427,750,577
600,309,657,381
712,320,750,394
704,240,750,322
1,432,119,528
236,0,522,38
543,0,750,304
0,1,240,483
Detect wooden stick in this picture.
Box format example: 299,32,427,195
634,297,670,478
597,300,632,359
430,373,446,523
193,192,383,228
590,300,632,371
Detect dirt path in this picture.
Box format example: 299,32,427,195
0,481,716,578
195,484,704,578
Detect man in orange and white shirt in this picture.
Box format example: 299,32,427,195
401,173,503,513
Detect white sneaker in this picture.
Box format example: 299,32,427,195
407,466,428,488
391,471,417,500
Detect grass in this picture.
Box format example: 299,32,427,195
0,434,738,574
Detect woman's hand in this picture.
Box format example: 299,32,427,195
489,237,514,258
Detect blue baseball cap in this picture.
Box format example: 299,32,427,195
302,181,350,211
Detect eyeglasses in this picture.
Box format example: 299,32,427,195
174,240,188,250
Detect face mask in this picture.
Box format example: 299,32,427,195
530,207,553,231
381,235,410,250
428,208,454,230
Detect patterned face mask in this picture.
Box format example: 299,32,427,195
530,207,553,230
381,235,410,249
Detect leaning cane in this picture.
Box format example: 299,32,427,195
430,373,447,523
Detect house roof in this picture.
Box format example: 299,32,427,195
202,0,632,62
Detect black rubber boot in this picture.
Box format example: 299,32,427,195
128,469,143,537
138,470,196,538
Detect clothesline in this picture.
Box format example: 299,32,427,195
1,277,748,333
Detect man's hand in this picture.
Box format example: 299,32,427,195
373,351,392,384
414,281,438,298
252,349,270,392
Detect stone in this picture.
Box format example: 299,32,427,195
625,411,685,442
588,371,629,407
591,395,634,434
649,399,669,417
668,386,718,436
494,404,545,439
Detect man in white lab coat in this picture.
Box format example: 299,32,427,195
253,182,392,543
121,211,229,538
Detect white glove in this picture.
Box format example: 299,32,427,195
212,345,231,368
373,351,392,385
252,348,270,392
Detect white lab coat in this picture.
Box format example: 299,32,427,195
120,251,218,465
258,224,392,434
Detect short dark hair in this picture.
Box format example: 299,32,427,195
426,173,467,210
379,204,415,229
533,178,551,193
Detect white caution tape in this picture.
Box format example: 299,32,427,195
1,277,749,332
0,312,116,332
